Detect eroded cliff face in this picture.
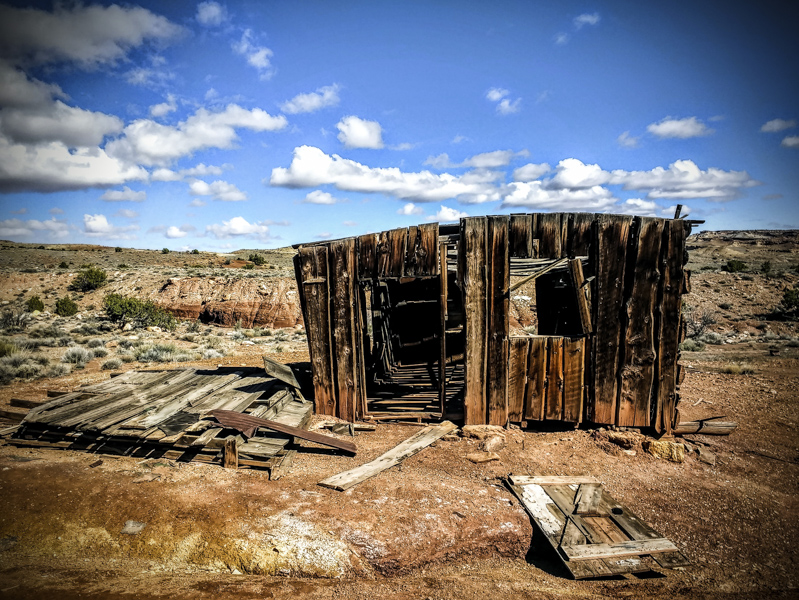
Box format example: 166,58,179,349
149,277,303,328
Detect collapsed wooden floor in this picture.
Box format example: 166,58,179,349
6,366,312,478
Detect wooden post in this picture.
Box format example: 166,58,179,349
546,337,564,420
439,238,448,414
486,216,509,426
328,239,359,422
562,337,584,423
568,259,592,334
460,217,488,425
524,336,547,421
223,437,238,469
507,337,529,423
509,213,533,258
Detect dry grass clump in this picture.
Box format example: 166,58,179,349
719,362,755,375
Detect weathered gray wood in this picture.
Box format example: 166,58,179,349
318,421,457,491
591,215,632,425
507,337,529,422
567,213,594,259
223,437,238,469
328,239,359,422
460,217,488,425
562,337,584,423
405,222,438,277
486,216,509,427
439,239,448,414
560,538,679,560
546,337,564,421
574,483,603,515
535,213,563,258
378,227,406,278
509,213,533,258
262,356,301,391
298,245,336,416
10,398,46,409
568,259,592,334
654,219,686,435
358,233,378,280
673,420,737,435
510,475,600,486
524,336,547,421
0,408,27,422
617,217,663,428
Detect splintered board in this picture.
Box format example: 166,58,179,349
507,475,689,579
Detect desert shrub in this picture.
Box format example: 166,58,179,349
115,247,123,252
202,348,224,359
117,263,130,269
134,343,192,363
87,338,105,348
45,363,71,378
92,347,108,358
61,346,93,365
718,302,732,310
191,248,200,254
58,261,69,269
699,332,724,345
242,263,255,270
723,260,747,273
274,345,285,353
681,339,707,352
103,293,176,331
0,353,47,383
25,295,44,312
69,266,107,292
777,287,799,319
786,338,799,348
162,248,170,254
719,363,755,375
187,319,201,333
204,335,222,348
684,306,716,338
761,261,772,275
102,358,122,370
0,308,31,331
248,253,266,266
119,354,135,363
0,339,18,357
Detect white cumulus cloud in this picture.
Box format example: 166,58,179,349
232,30,274,80
617,131,639,148
574,13,600,29
429,205,468,222
280,84,340,114
101,186,146,202
760,118,796,133
83,213,138,239
106,104,286,166
149,94,177,118
0,217,69,239
206,216,271,242
336,116,384,149
303,190,338,204
188,179,247,202
486,88,509,102
397,202,424,216
502,182,616,211
647,116,713,139
166,225,188,238
196,1,227,27
512,162,551,182
425,149,528,169
781,135,799,148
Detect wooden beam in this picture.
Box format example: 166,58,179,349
509,213,533,258
318,421,457,491
509,475,600,485
223,437,238,469
439,238,448,414
524,336,547,421
560,538,679,561
568,259,592,334
562,337,584,423
486,215,509,427
460,217,488,425
507,337,529,422
545,337,564,421
328,239,359,422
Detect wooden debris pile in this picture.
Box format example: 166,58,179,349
4,365,315,477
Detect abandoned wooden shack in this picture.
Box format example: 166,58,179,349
293,213,693,434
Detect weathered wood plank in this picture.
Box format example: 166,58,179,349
509,213,533,258
298,246,336,416
507,337,529,422
10,398,46,409
574,483,603,515
567,213,594,259
486,215,509,427
439,239,448,414
318,421,457,491
509,475,600,486
591,215,632,424
653,220,685,435
560,538,679,560
545,337,564,421
617,217,663,427
405,222,438,276
562,337,584,423
378,227,407,278
524,336,547,421
223,437,238,469
460,217,488,425
536,213,563,258
568,259,592,334
328,239,359,422
262,356,301,391
358,233,377,280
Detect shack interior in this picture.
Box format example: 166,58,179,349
293,212,692,434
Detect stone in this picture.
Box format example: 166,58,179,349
121,520,146,535
146,326,162,332
697,447,716,466
122,323,133,331
642,440,685,463
440,434,460,442
480,435,507,453
466,452,500,464
461,425,505,441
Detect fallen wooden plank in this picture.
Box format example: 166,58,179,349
10,398,47,409
560,538,678,561
510,475,601,486
574,483,603,515
674,420,737,435
0,408,29,422
211,409,356,454
318,420,457,491
262,356,302,391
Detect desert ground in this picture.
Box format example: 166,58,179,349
0,231,797,599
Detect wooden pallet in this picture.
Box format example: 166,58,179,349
7,367,313,476
507,475,690,579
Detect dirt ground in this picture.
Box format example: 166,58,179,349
0,232,797,599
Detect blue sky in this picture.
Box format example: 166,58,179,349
0,0,796,250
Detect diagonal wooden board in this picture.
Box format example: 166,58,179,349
319,421,458,491
211,409,356,455
507,474,689,579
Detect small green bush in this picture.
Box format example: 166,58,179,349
25,295,44,312
117,263,130,269
718,302,732,310
134,343,192,363
0,308,32,331
680,339,706,352
191,249,200,255
761,261,772,275
0,339,18,357
723,260,747,273
248,253,266,266
87,338,105,348
58,261,69,269
719,363,755,375
55,296,79,317
102,358,122,370
69,266,107,292
242,263,255,270
103,293,176,331
115,247,123,252
92,347,108,358
162,248,170,254
61,346,93,365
